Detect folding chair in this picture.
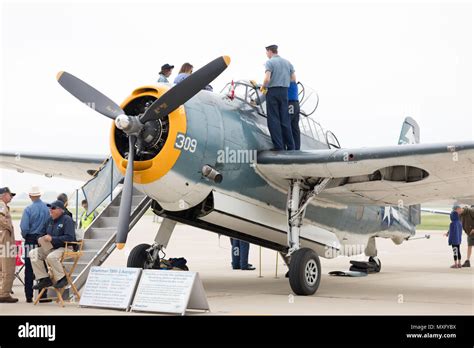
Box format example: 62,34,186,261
34,240,84,307
14,240,25,286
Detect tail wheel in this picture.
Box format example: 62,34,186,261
127,243,151,268
289,248,321,296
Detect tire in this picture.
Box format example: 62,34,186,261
127,243,151,268
289,248,321,296
369,256,382,272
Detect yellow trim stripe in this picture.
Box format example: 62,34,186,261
110,85,187,185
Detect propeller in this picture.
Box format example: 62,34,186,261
56,71,125,119
57,56,231,249
115,135,136,249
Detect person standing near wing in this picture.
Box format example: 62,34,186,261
157,63,174,83
0,187,17,303
174,63,193,84
288,81,301,150
19,186,50,303
445,205,463,268
261,44,296,151
460,205,474,267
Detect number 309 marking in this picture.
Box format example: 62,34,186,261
175,133,197,153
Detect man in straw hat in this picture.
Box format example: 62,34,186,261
20,186,50,303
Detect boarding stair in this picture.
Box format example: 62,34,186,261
56,158,152,297
68,187,151,293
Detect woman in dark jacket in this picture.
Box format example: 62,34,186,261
446,206,463,268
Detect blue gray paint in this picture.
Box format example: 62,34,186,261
170,91,416,244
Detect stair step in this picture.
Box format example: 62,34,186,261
79,250,100,262
83,239,110,250
87,227,116,239
132,195,147,206
103,205,121,216
63,261,89,275
94,216,119,228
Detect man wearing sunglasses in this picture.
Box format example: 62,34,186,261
29,200,76,290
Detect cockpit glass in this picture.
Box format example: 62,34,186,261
298,82,319,117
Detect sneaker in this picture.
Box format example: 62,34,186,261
53,276,68,289
0,296,19,303
462,260,471,268
450,264,459,269
241,265,256,271
32,277,53,290
26,298,33,303
232,263,255,269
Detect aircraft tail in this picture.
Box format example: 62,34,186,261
398,116,420,145
398,116,421,225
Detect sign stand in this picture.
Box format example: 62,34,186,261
131,270,210,315
79,267,142,310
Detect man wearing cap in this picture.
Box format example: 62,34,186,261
157,64,174,83
261,44,296,151
29,200,76,290
20,186,50,302
0,187,18,303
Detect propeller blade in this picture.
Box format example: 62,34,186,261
116,135,136,249
57,71,124,119
140,56,230,123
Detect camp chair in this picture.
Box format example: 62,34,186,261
14,240,25,286
34,240,84,307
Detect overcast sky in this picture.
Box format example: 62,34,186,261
0,0,472,195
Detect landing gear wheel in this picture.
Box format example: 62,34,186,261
127,243,151,268
289,248,321,295
369,256,382,272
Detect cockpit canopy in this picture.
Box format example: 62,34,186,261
220,80,340,148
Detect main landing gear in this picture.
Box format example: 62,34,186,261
285,178,332,296
127,218,176,269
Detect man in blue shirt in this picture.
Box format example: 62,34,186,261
20,186,50,302
30,200,76,290
261,44,296,150
288,81,301,150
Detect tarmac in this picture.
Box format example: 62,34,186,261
1,216,473,315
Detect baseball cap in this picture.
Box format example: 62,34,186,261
0,187,16,197
265,44,278,51
161,64,174,71
47,200,65,210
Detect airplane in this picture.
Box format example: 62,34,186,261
1,55,473,295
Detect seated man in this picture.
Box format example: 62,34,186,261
30,200,76,290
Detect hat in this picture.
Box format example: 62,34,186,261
452,204,462,210
28,186,42,197
47,200,65,210
161,64,174,71
265,44,278,51
0,187,16,197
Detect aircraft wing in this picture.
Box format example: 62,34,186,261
420,208,451,215
255,141,474,207
0,151,108,182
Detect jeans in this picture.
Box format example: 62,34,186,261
230,238,250,269
23,236,42,299
266,87,295,150
289,100,301,150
